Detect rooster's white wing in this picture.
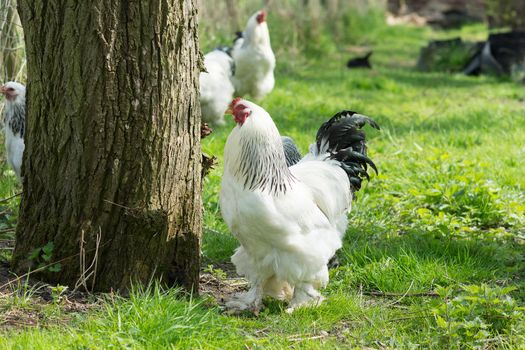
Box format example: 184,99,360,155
290,159,352,235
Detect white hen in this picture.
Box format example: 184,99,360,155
200,50,235,126
1,81,26,181
231,10,275,100
220,98,379,313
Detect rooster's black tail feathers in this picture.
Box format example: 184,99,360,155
315,110,380,192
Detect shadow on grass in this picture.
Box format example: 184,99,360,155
383,69,504,89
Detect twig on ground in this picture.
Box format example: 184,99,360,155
204,227,226,235
288,331,329,342
103,199,137,211
363,290,439,298
0,239,109,291
74,227,102,293
254,326,270,335
386,314,432,323
385,280,414,307
0,227,16,234
229,281,249,287
0,192,21,204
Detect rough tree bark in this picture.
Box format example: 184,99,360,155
12,0,202,293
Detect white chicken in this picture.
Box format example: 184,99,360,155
1,81,26,181
200,50,236,125
231,10,275,100
220,98,379,312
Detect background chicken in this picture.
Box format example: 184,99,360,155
200,50,235,125
231,10,275,100
220,98,378,313
1,81,26,181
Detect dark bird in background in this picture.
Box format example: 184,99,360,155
346,51,373,69
463,42,504,76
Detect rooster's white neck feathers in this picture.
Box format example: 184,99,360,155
224,105,294,195
243,15,271,48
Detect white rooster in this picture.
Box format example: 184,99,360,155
200,50,236,125
231,10,275,100
1,81,26,181
220,98,379,312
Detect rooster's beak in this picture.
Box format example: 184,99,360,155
0,86,6,96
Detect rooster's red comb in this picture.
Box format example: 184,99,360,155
230,97,242,110
256,10,267,24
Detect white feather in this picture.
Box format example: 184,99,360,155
199,50,235,125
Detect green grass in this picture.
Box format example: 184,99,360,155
0,151,19,262
1,22,525,349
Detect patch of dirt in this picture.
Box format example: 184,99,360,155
201,260,238,277
199,272,248,306
0,260,99,330
199,261,248,306
1,309,41,329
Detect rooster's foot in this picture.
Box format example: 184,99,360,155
285,283,324,313
225,286,263,315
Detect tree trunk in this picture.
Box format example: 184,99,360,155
12,0,202,293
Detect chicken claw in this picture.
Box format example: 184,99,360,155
225,286,263,315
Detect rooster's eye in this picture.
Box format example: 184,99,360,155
7,88,14,92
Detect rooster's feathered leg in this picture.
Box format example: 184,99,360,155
286,282,324,313
226,281,263,314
